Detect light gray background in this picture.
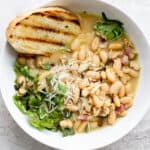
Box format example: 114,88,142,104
0,0,150,150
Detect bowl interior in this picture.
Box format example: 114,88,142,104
1,0,150,149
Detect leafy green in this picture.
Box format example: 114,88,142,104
46,76,53,85
93,12,124,40
14,61,30,77
28,112,43,130
38,104,48,119
61,128,75,137
14,61,39,85
29,95,41,109
13,95,27,114
41,64,51,70
14,60,73,136
40,118,54,129
53,96,64,106
57,83,67,95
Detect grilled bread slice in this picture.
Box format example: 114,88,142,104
6,7,81,55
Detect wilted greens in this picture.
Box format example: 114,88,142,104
93,12,124,40
14,61,74,136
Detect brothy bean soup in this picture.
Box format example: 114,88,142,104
14,12,140,136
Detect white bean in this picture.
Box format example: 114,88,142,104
107,110,116,125
85,71,100,80
99,50,108,63
106,67,117,82
66,105,79,112
123,67,138,77
82,88,90,97
110,80,122,95
17,75,26,86
100,83,109,94
113,58,123,76
120,96,133,104
108,51,121,59
120,73,131,84
60,119,73,128
72,51,79,60
108,42,123,50
92,95,103,108
125,82,132,95
71,38,80,51
119,84,125,97
101,71,106,80
78,78,89,89
79,46,87,60
19,88,27,95
130,61,140,71
113,95,120,107
92,55,100,67
78,63,89,73
91,37,100,51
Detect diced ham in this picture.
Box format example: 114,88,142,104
120,45,131,65
124,45,131,56
121,55,128,65
78,114,89,121
115,104,125,114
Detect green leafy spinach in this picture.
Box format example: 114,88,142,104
93,12,124,40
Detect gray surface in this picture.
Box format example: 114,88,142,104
0,0,150,149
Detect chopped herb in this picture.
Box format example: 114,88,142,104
93,12,124,40
42,63,51,70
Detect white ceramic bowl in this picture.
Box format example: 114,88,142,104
1,0,150,149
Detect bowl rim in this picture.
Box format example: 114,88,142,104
0,0,150,149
